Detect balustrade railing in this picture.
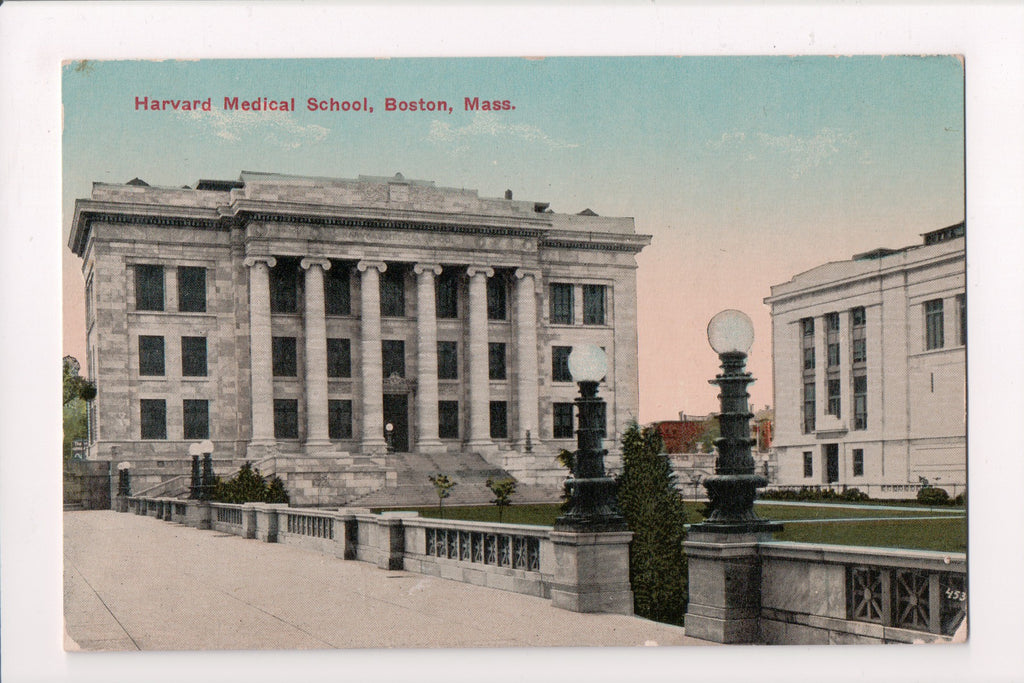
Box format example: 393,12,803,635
847,565,966,636
213,505,243,526
424,527,541,572
284,511,335,540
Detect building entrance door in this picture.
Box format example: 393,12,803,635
825,444,839,483
383,394,409,452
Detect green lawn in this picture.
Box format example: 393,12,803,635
381,501,966,553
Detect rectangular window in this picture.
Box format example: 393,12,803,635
853,375,868,430
925,299,944,350
181,336,207,377
177,266,206,313
583,285,606,325
270,260,299,314
439,401,459,439
852,338,866,364
801,317,814,337
382,340,405,378
436,271,459,319
489,401,508,439
183,399,209,440
552,346,573,382
550,283,574,325
853,449,864,477
851,306,866,327
827,379,841,418
274,399,299,439
488,342,507,380
827,342,841,368
957,294,966,346
825,312,840,332
328,399,353,439
272,337,297,377
803,382,816,433
139,335,165,376
140,399,167,440
803,451,813,478
327,338,351,378
437,341,458,380
803,347,815,371
325,265,351,316
487,275,508,320
553,402,575,439
380,269,405,317
135,264,164,311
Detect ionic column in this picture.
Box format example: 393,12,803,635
515,269,541,449
358,261,388,453
244,256,277,446
414,263,444,452
301,257,332,450
466,266,494,450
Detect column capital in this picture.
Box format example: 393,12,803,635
300,257,332,271
413,262,443,276
244,255,277,269
357,260,388,274
514,268,542,281
466,266,495,279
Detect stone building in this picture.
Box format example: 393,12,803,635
68,171,650,503
764,223,966,498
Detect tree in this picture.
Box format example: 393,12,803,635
62,356,94,464
63,355,96,406
211,462,290,504
698,415,720,454
428,473,457,518
615,422,689,625
485,477,517,523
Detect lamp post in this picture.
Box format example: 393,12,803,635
116,461,132,497
189,440,215,500
697,310,780,533
384,422,395,454
554,344,626,532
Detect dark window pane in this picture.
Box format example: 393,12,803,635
583,285,606,325
852,339,866,363
550,283,573,325
489,401,508,439
957,294,966,345
925,299,944,350
327,338,352,378
553,402,574,439
272,337,297,377
181,336,207,377
325,265,351,316
852,306,866,327
183,399,209,439
380,269,405,317
803,451,813,477
439,401,459,439
804,347,815,371
135,264,164,311
488,342,506,380
436,271,459,319
552,346,572,382
803,382,816,433
487,275,508,320
826,312,840,331
273,399,299,439
140,399,167,439
139,336,165,376
382,340,405,378
801,317,814,336
853,374,868,430
827,379,841,418
178,266,206,313
828,343,840,367
270,260,300,313
438,341,458,380
853,449,864,477
328,400,353,439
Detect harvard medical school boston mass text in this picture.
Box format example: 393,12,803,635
134,96,516,114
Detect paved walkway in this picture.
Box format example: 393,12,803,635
63,511,713,651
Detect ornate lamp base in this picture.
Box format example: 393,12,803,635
694,473,783,534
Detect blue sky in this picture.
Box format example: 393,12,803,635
62,56,964,419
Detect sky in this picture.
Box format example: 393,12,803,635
61,56,965,421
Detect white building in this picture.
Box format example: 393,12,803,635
764,223,965,498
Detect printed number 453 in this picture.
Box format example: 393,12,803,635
945,588,967,602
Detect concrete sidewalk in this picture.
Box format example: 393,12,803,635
63,511,713,651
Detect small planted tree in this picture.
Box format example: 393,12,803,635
212,462,290,504
485,477,518,523
428,473,457,518
616,422,689,625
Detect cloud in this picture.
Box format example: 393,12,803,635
707,127,857,178
176,108,330,150
427,112,578,152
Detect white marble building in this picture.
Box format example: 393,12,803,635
69,172,650,497
764,223,965,498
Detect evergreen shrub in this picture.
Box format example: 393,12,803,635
212,462,290,504
917,486,951,506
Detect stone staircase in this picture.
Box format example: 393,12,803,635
347,451,562,508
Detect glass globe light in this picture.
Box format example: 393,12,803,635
707,309,755,355
568,344,608,382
